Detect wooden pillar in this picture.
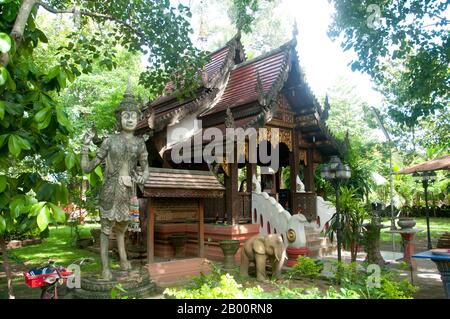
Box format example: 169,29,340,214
225,162,239,225
146,198,155,264
199,198,205,258
246,162,256,193
304,148,315,192
290,129,300,213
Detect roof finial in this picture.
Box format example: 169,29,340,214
292,19,298,38
225,107,235,128
125,76,133,97
321,93,330,122
198,0,208,50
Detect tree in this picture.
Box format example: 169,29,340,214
0,0,265,298
0,0,210,299
323,79,389,201
190,0,289,57
328,0,449,129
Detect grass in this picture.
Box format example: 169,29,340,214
380,217,450,243
6,224,102,272
0,224,103,299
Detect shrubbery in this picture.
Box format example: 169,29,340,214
287,256,323,279
163,259,416,299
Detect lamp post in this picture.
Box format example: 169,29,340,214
413,171,436,250
321,155,351,262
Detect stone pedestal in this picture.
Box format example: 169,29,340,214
219,240,240,271
73,268,159,299
286,247,309,267
363,223,388,266
388,229,423,269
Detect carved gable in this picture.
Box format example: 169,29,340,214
268,94,295,128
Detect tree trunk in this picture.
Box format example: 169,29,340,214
1,0,37,66
0,237,15,299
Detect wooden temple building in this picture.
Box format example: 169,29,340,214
132,32,347,276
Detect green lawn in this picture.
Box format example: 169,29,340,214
380,217,450,243
6,224,102,272
0,224,103,298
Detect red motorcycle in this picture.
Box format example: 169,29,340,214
24,258,91,299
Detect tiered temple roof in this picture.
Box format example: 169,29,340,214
136,33,347,157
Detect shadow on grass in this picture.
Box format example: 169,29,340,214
0,224,102,299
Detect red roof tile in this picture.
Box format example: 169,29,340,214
200,51,286,117
149,47,230,109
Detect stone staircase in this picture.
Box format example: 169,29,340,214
304,225,336,258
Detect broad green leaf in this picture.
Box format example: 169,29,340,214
57,70,66,88
29,201,46,217
37,111,52,130
35,106,51,122
0,33,11,53
56,107,72,130
0,215,6,234
37,205,51,231
36,183,53,201
6,70,15,90
65,151,76,170
39,93,54,107
94,165,103,179
0,67,7,86
4,102,23,115
0,100,4,120
9,197,25,219
16,135,31,150
49,203,66,223
0,134,8,148
0,175,6,193
44,65,60,82
8,134,22,157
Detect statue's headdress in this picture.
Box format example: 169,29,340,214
115,78,141,120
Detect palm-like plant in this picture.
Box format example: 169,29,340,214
326,186,369,262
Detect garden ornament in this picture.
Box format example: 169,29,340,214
240,234,287,282
81,83,149,281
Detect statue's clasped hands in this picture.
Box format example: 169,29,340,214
131,171,147,186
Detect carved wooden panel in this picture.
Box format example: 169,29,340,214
270,95,295,128
154,198,198,222
295,192,317,222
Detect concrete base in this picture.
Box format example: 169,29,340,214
146,258,212,286
73,268,159,299
154,223,259,262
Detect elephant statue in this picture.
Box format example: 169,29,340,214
240,234,287,282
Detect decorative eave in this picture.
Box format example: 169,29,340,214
241,39,295,130
136,33,244,133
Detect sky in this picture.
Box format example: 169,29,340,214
282,0,384,106
187,0,385,108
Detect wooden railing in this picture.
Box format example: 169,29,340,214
204,193,252,223
294,192,317,222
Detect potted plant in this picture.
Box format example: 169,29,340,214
326,187,368,262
